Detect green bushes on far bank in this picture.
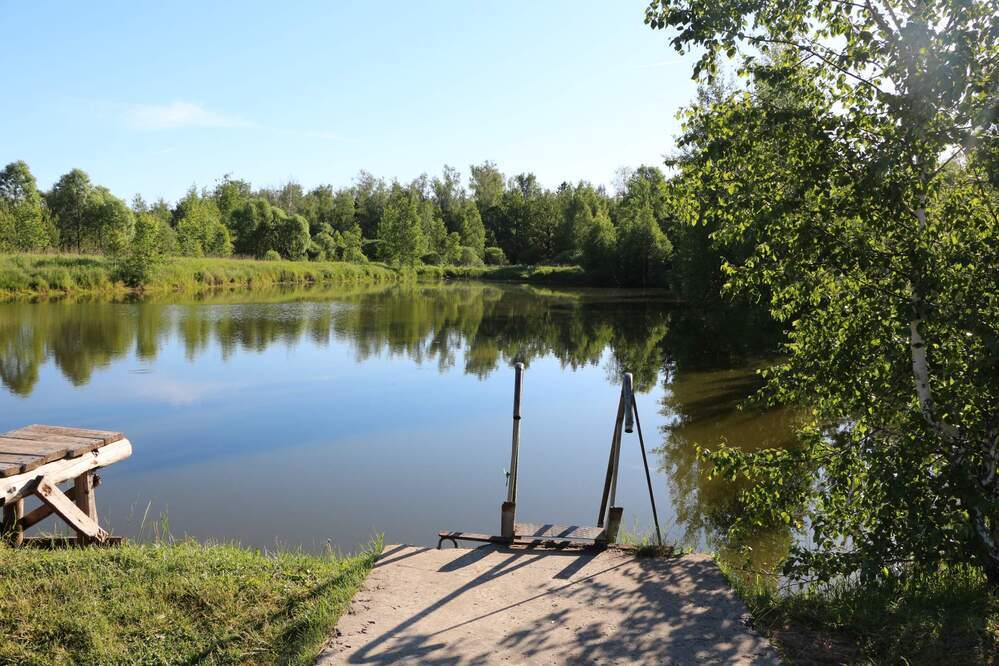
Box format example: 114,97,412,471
418,263,589,286
0,539,379,665
0,253,400,298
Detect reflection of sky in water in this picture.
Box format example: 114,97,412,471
0,285,792,564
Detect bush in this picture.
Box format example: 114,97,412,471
263,249,281,261
421,252,443,266
553,249,581,265
484,246,507,265
456,246,483,267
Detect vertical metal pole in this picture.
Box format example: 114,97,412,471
502,363,524,539
608,373,632,508
507,363,524,504
632,398,663,547
597,373,630,527
624,374,635,434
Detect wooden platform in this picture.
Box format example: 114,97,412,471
438,523,608,549
514,522,606,541
1,425,131,547
0,425,124,477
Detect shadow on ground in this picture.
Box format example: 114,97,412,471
318,544,778,665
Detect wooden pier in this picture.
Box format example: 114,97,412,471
0,425,132,546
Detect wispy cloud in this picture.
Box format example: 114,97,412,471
126,101,254,130
132,377,239,406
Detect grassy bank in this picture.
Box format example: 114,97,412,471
0,254,400,299
418,263,589,286
0,539,379,665
724,563,997,664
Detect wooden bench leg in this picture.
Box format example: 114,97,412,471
2,498,24,546
19,474,101,531
605,506,623,544
73,471,98,545
34,475,107,544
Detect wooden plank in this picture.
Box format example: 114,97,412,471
0,437,70,460
515,523,607,541
0,430,101,458
438,531,512,544
20,535,124,549
33,477,107,542
0,452,49,478
21,425,123,445
20,474,101,530
1,439,131,504
0,436,70,454
437,531,607,550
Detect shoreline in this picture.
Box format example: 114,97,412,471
0,253,618,301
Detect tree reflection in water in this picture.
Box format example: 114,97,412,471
1,284,795,577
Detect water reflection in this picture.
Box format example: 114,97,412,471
658,364,797,579
0,283,793,573
0,285,675,396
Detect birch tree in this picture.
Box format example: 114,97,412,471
647,0,999,582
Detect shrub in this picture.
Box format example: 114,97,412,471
263,249,281,261
484,246,507,265
456,246,483,267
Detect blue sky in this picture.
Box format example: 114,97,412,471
1,1,698,203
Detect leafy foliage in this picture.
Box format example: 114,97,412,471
649,0,999,583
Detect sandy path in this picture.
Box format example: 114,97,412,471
317,544,779,665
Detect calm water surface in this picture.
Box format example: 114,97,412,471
0,283,794,571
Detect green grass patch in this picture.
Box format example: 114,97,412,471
721,562,998,664
0,539,380,665
0,254,401,299
420,263,589,286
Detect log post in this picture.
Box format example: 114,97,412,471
2,498,24,546
605,506,624,544
73,471,98,545
20,474,101,531
502,363,525,539
33,476,108,543
2,439,131,504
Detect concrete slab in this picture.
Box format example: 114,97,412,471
317,544,780,665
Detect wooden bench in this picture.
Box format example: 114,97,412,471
437,523,608,549
0,425,132,546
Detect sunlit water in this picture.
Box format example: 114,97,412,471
0,283,793,571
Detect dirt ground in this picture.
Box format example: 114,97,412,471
317,544,780,665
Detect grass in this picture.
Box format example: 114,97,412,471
0,254,599,299
0,253,400,299
0,539,380,665
418,263,589,286
720,562,998,665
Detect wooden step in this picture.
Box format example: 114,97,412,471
514,523,607,541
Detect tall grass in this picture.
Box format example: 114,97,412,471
0,538,381,665
418,263,588,285
720,562,998,664
0,254,401,299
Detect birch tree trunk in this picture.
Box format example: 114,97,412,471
909,200,999,585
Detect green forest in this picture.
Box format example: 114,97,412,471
0,158,693,290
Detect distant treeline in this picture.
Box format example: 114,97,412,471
0,160,726,296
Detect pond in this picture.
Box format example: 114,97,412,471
0,282,795,574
